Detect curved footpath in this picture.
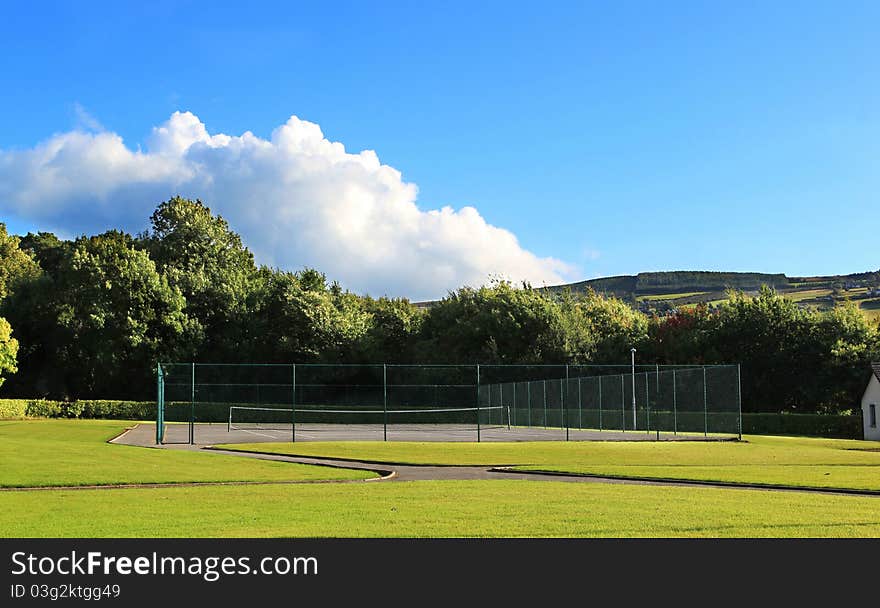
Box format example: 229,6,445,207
83,423,880,498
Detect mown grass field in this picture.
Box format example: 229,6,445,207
4,480,880,538
637,291,708,302
860,298,880,322
218,435,880,491
2,420,880,537
0,420,373,487
780,288,833,302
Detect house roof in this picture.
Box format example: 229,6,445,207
873,362,880,383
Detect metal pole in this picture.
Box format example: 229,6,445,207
703,366,708,437
156,363,163,445
598,375,603,431
383,364,388,442
189,362,195,445
476,364,481,442
630,348,637,431
527,380,531,428
161,367,165,443
512,382,517,427
290,363,296,443
736,364,742,441
645,371,650,434
499,383,503,428
564,365,569,441
578,377,582,430
543,380,547,428
507,406,511,430
672,368,677,435
620,374,625,432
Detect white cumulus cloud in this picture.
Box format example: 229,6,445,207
0,111,574,300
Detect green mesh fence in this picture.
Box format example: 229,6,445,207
479,364,742,437
156,363,741,444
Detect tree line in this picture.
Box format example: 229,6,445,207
0,196,877,413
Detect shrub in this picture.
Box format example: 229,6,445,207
77,400,155,420
25,399,64,418
742,413,863,439
0,398,155,420
0,399,27,419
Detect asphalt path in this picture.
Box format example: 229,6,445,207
103,423,880,497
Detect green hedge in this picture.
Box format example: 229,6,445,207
0,399,28,419
74,400,155,420
742,413,863,439
0,398,865,439
0,399,155,420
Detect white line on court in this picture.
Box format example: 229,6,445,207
237,428,288,439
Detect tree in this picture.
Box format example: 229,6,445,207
247,268,371,363
0,233,68,398
418,281,569,363
52,231,197,397
0,223,40,300
571,288,650,363
709,287,815,411
357,297,423,362
645,304,718,364
810,302,879,412
139,197,257,359
0,317,18,390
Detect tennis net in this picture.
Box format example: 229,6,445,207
228,405,508,438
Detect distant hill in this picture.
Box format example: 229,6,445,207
544,271,790,298
539,269,880,320
413,269,880,322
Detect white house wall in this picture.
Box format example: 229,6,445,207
861,375,880,441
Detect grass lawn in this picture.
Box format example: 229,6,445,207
217,435,880,491
2,480,879,537
3,420,880,538
0,420,374,487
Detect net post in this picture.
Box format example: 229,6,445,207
507,405,511,430
598,374,603,431
672,368,677,435
620,374,625,432
227,406,232,433
190,362,195,445
645,371,650,434
703,366,708,437
736,364,742,441
475,364,481,443
290,363,296,443
383,364,388,442
499,383,503,427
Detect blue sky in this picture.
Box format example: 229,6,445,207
1,1,878,298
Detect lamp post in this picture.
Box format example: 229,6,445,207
630,348,637,430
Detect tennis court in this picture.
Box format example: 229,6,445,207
156,362,742,445
155,421,730,445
